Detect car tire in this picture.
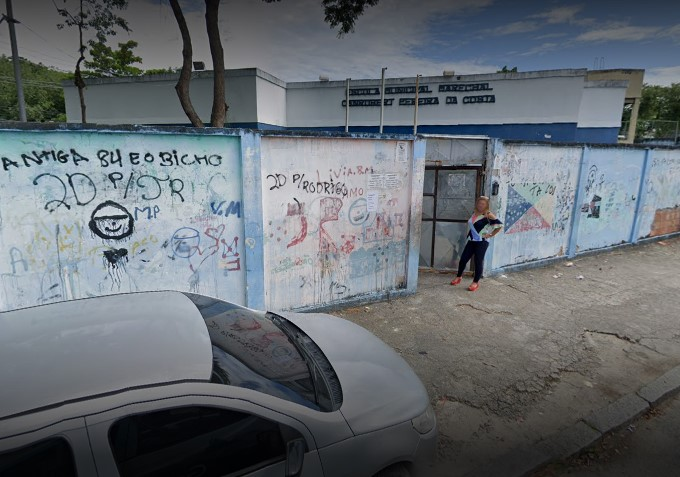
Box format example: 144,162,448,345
374,463,411,477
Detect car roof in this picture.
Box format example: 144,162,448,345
0,291,213,420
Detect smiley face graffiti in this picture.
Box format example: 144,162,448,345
88,201,134,240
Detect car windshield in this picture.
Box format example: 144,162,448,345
184,293,320,411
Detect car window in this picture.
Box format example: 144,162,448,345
184,293,319,410
109,406,303,477
0,437,77,477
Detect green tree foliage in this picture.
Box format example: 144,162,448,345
639,83,680,121
262,0,379,35
497,66,518,73
84,39,142,77
636,83,680,140
55,0,131,122
0,55,69,122
144,67,181,76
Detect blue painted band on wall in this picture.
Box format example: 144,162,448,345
573,127,620,144
152,122,619,144
292,123,620,144
230,122,288,131
149,122,287,131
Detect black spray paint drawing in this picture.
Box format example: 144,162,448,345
89,201,134,289
102,248,129,289
588,195,602,219
89,201,134,240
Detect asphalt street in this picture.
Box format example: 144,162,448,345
535,392,680,477
335,237,680,476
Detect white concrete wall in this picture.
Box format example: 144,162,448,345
286,72,588,128
577,82,627,128
575,148,643,252
0,130,245,311
486,142,680,273
64,71,261,125
638,149,680,238
256,75,287,127
488,143,582,268
64,69,628,135
260,136,414,310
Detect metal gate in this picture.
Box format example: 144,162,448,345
420,166,483,269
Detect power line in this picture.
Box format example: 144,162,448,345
18,21,79,61
0,74,64,86
0,76,64,89
0,42,75,70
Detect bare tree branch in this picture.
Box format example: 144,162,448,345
169,0,204,127
205,0,226,127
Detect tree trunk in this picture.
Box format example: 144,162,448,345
169,0,204,127
75,57,87,123
205,0,226,128
76,2,86,123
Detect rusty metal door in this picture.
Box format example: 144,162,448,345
420,166,483,270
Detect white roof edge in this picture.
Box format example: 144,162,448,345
286,69,589,88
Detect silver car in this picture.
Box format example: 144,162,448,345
0,291,436,477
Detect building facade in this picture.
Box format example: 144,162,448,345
63,67,642,144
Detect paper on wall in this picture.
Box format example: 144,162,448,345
366,191,379,212
396,142,408,163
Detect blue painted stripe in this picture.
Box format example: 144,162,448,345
239,131,266,310
567,146,590,258
229,122,287,131
630,149,652,243
574,127,620,144
407,138,426,293
148,122,287,131
290,124,620,144
147,122,619,144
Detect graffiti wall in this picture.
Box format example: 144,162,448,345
575,148,644,252
638,149,680,238
261,136,413,310
488,142,581,269
485,142,680,274
0,130,245,311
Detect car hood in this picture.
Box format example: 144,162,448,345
277,311,429,436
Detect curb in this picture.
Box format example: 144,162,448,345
462,364,680,477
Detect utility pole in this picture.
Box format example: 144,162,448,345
2,0,27,121
413,74,421,135
345,78,350,133
379,67,387,134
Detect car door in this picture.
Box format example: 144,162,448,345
0,417,97,476
85,394,324,477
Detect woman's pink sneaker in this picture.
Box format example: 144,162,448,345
450,277,462,286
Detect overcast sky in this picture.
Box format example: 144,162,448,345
1,0,678,85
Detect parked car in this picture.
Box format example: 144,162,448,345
0,291,436,477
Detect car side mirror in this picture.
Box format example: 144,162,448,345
285,438,306,477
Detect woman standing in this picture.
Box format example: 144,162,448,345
450,196,503,291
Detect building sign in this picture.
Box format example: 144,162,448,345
342,82,496,107
349,88,380,96
439,83,493,92
462,95,495,104
342,99,395,107
399,97,439,106
348,85,432,96
385,86,431,95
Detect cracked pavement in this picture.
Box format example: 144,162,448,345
334,237,680,476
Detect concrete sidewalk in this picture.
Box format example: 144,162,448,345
334,237,680,477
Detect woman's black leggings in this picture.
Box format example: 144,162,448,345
456,240,489,282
